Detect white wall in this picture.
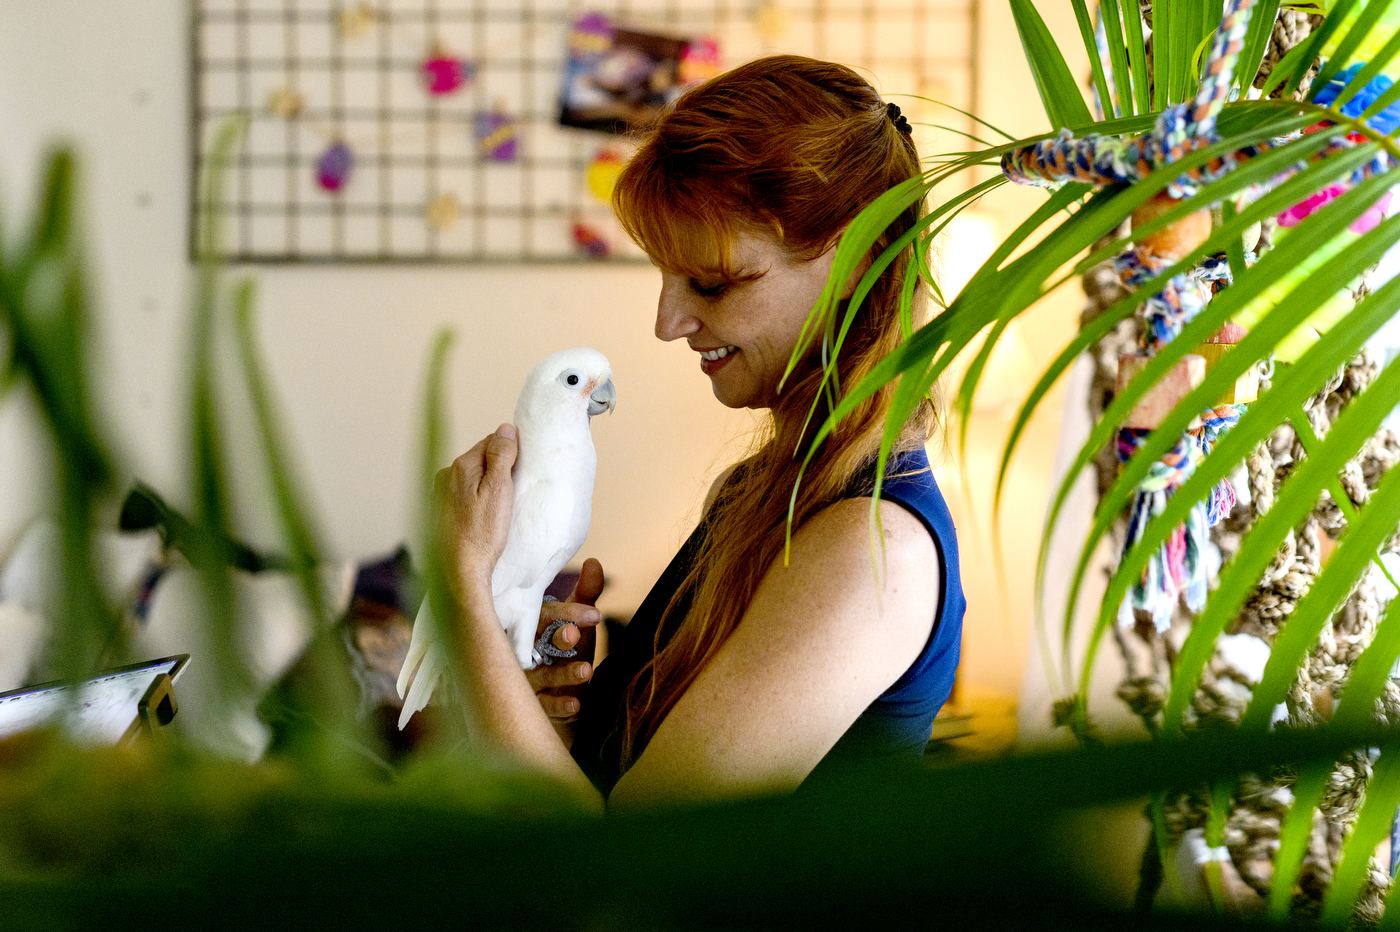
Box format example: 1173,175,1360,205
0,0,755,618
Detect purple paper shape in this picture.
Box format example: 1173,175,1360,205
316,141,353,192
475,112,518,162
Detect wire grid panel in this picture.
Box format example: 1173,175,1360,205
192,0,977,263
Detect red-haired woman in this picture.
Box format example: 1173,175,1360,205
436,55,965,812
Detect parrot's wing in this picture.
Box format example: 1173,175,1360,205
396,598,443,729
491,473,580,598
491,469,591,668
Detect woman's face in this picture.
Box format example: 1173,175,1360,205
654,231,837,410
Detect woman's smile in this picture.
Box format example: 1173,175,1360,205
696,344,739,375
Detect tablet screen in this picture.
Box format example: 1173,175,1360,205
0,656,188,745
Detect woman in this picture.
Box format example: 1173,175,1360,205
437,56,964,812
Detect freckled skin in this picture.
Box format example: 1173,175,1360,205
654,232,838,410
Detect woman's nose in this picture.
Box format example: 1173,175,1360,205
655,278,701,342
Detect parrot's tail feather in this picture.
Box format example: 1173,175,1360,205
397,643,442,730
396,599,434,700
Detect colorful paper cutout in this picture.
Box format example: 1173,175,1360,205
680,37,721,84
427,192,461,230
586,149,625,202
752,1,789,40
316,141,353,191
475,110,519,162
267,87,304,119
338,2,376,41
572,222,611,258
423,53,474,96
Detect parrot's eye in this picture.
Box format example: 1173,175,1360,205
567,374,579,386
560,370,582,388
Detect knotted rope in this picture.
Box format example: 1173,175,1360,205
1005,0,1265,630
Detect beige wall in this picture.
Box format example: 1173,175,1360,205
0,1,1090,708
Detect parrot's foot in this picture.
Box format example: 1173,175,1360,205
533,619,580,667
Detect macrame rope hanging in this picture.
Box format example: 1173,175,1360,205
1001,0,1272,631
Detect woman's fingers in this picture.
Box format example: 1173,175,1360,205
526,656,594,723
527,660,594,690
478,423,517,494
571,558,605,607
438,425,519,585
538,693,581,720
526,563,603,723
537,598,600,642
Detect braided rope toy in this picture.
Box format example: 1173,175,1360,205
1002,0,1271,632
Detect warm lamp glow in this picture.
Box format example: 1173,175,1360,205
937,210,999,301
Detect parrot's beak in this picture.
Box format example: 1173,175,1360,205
588,378,616,417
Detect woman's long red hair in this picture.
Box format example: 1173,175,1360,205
611,55,936,768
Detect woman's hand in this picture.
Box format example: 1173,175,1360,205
527,558,605,726
437,423,518,604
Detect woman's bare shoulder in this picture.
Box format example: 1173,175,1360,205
791,495,938,579
702,464,738,514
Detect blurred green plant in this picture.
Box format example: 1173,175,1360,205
0,150,116,683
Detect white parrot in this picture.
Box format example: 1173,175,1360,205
395,347,616,729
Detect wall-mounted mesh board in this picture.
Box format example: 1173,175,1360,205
191,0,977,263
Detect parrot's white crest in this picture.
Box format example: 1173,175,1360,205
396,347,615,730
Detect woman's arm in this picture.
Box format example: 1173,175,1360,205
608,496,941,811
435,425,604,812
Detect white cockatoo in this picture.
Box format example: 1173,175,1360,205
396,347,615,729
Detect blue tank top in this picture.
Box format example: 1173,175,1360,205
570,446,965,795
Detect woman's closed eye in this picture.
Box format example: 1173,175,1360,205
689,278,729,298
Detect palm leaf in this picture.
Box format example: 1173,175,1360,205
1308,0,1399,97
229,280,326,622
1074,0,1118,119
1161,280,1400,739
0,151,117,680
1319,643,1400,921
1122,0,1153,114
187,117,255,707
993,116,1337,520
1237,0,1284,95
1030,138,1382,680
416,327,463,737
1009,0,1095,129
896,94,1019,143
1266,403,1400,918
1268,0,1360,96
1326,21,1400,112
1105,0,1141,117
1330,749,1400,924
1167,0,1213,104
230,279,382,769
